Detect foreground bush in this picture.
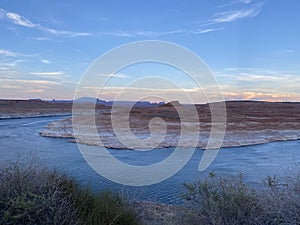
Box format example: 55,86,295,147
0,164,140,225
183,172,300,225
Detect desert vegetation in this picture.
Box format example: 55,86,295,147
2,162,300,225
182,172,300,225
0,163,140,225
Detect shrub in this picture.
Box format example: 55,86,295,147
182,172,300,225
260,175,300,224
0,164,140,225
183,173,262,225
74,189,139,225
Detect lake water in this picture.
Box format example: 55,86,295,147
1,116,300,204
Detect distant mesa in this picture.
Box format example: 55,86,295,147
29,98,43,102
159,101,182,107
74,97,165,107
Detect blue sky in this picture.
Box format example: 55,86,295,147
0,0,299,102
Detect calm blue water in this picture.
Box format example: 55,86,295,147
0,116,300,204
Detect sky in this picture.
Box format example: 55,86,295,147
0,0,299,103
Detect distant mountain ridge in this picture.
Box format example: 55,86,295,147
74,97,165,107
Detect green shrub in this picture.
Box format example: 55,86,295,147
0,164,140,225
74,189,139,225
0,164,77,225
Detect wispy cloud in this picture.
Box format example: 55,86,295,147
236,73,287,81
110,74,129,79
219,67,300,84
202,1,264,29
35,37,52,41
0,79,75,99
0,59,27,67
0,48,36,58
99,73,129,79
1,8,91,37
189,2,265,36
98,29,186,38
222,90,298,102
40,59,51,64
30,71,65,76
30,71,71,80
212,6,261,24
215,67,300,102
0,78,61,86
6,11,36,28
1,8,225,39
1,10,193,38
219,0,257,8
0,49,21,57
191,28,223,34
99,28,221,38
100,31,135,37
148,29,187,37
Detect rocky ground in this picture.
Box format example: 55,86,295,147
40,101,300,149
132,201,194,225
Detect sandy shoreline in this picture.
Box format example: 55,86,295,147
40,118,300,149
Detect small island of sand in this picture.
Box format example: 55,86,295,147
39,101,300,149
